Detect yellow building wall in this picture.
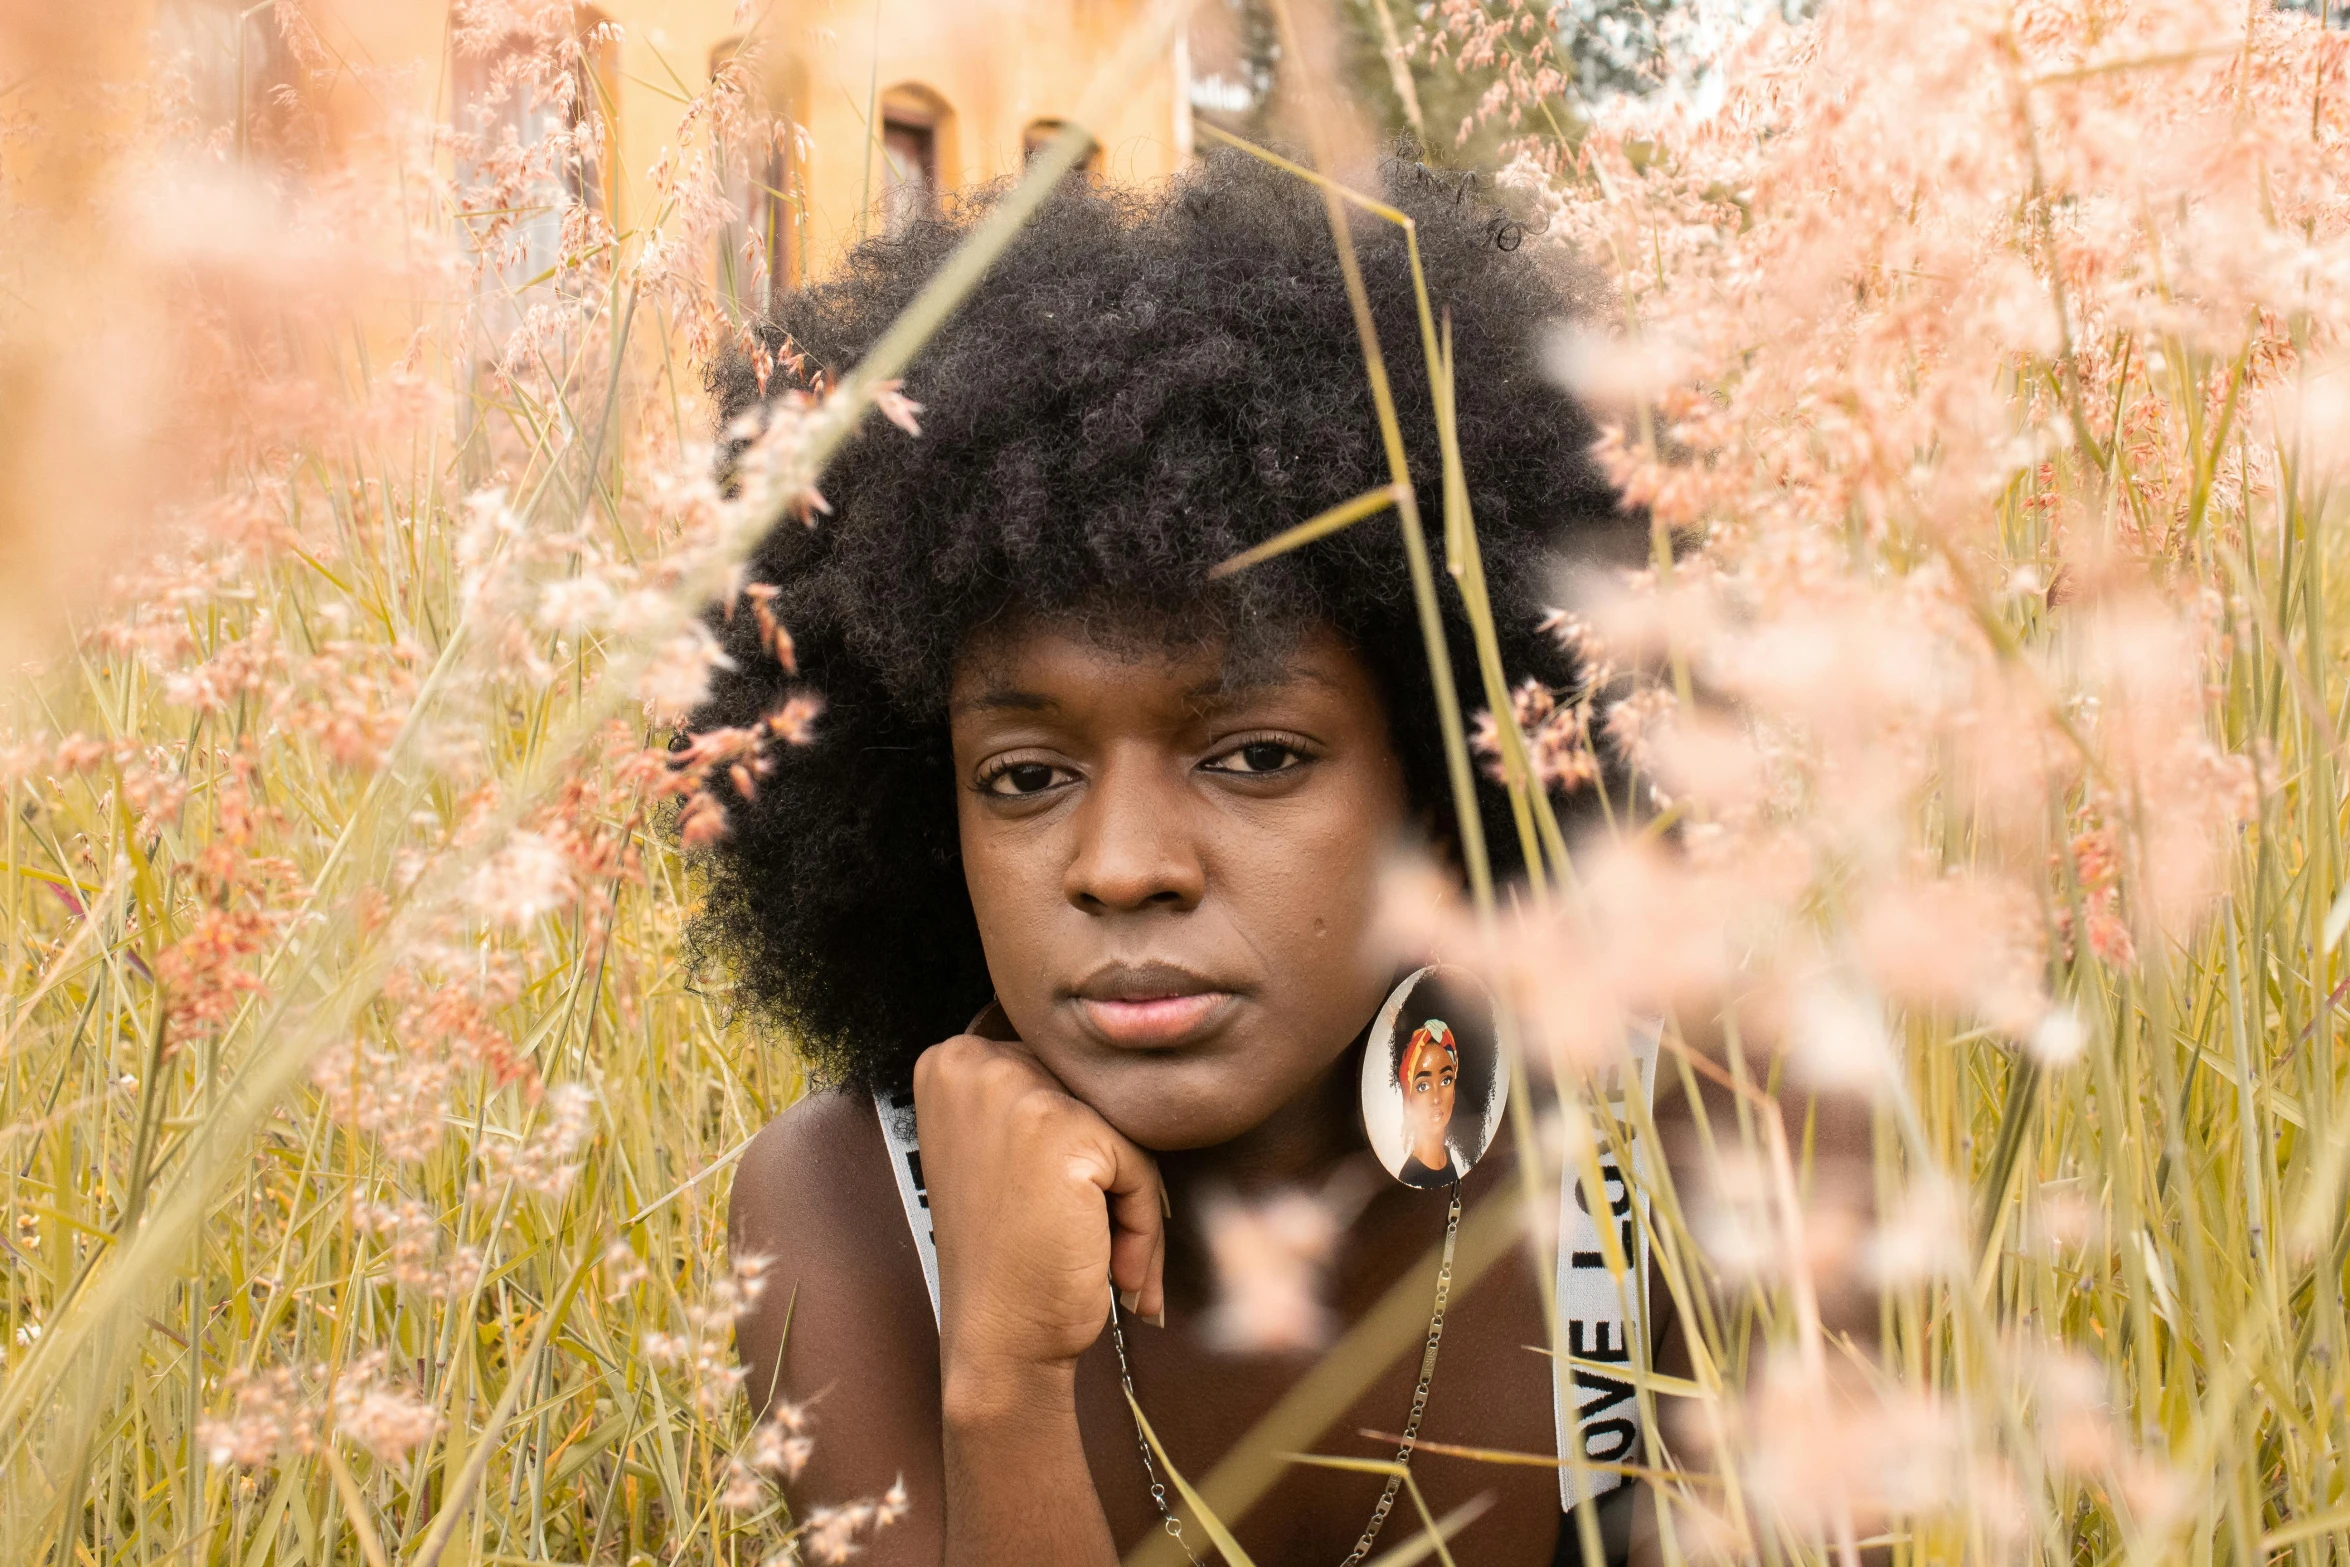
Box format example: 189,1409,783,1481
303,0,1189,284
758,0,1189,273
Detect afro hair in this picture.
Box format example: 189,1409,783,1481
688,146,1642,1094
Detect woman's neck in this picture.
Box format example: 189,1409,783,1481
1156,1042,1365,1200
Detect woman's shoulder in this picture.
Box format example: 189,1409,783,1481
733,1086,885,1206
730,1088,922,1290
728,1087,940,1412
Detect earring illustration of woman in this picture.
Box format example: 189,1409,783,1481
1396,1019,1460,1188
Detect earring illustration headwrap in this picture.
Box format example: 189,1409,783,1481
1361,965,1505,1189
1399,1017,1458,1082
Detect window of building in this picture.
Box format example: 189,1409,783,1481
153,0,304,162
1021,118,1102,174
880,114,937,237
566,10,621,219
451,4,622,349
451,6,618,224
858,83,955,242
710,36,800,311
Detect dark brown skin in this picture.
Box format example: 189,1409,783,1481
729,622,1651,1565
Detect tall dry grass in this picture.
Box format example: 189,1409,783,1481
0,1,2345,1565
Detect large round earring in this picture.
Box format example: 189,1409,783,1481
1360,965,1506,1190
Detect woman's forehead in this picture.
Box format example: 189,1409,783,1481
947,613,1361,713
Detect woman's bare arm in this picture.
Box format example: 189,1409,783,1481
729,1090,948,1564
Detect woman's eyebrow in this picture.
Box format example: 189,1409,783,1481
1181,665,1345,708
949,687,1058,717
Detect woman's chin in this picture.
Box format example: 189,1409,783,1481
1098,1092,1282,1153
1051,1052,1300,1153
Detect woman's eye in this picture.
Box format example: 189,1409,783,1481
984,761,1068,796
1207,740,1304,775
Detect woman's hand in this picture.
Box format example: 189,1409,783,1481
913,1028,1166,1422
919,1026,1165,1566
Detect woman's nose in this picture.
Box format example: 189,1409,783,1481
1064,752,1204,913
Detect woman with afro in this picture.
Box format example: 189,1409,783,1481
696,145,1660,1566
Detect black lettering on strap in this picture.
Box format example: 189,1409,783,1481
1580,1417,1638,1464
1574,1373,1634,1422
1568,1319,1629,1362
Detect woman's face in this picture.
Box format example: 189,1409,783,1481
1400,1035,1458,1169
949,619,1410,1150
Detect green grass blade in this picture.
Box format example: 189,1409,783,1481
1282,1454,1459,1567
1123,1389,1258,1567
1362,1492,1494,1567
1209,485,1403,579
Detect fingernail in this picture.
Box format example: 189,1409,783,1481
1160,1186,1173,1218
1118,1289,1142,1314
1149,1308,1166,1329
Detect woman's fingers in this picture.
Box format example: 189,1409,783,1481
1095,1124,1165,1321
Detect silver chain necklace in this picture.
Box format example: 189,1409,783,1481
1106,1183,1465,1567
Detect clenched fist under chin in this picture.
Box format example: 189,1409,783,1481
912,1029,1166,1424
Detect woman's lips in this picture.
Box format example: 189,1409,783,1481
1075,990,1236,1048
